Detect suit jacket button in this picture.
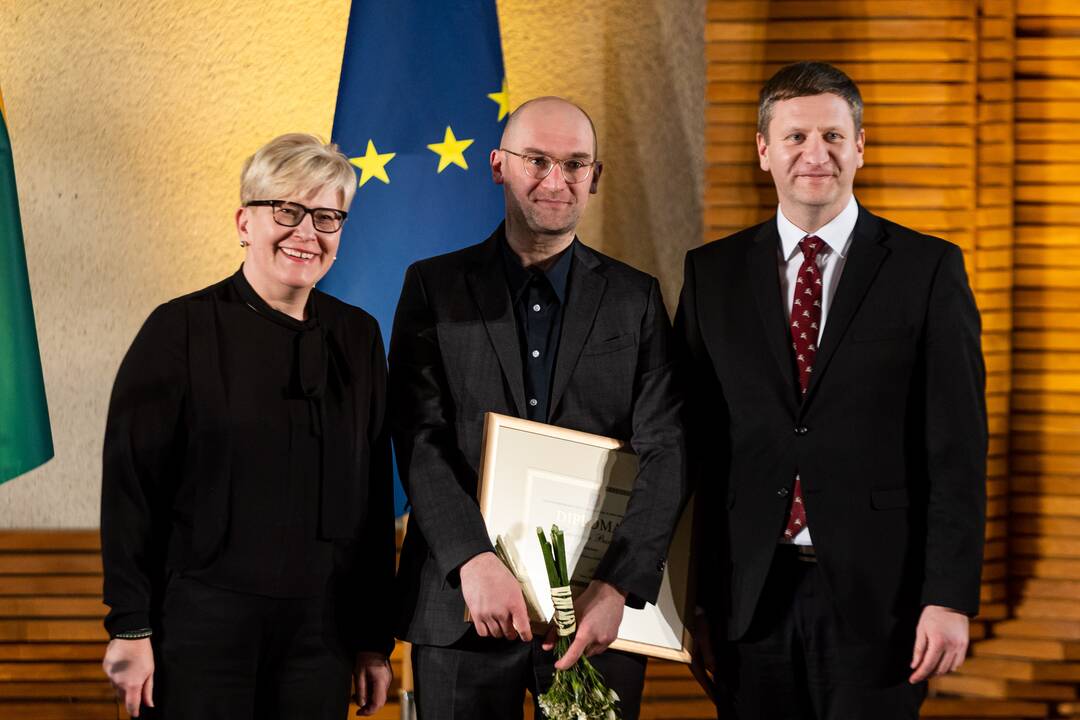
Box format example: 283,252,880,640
777,487,790,497
657,559,666,572
794,426,809,435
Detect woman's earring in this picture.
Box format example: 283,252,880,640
239,240,248,247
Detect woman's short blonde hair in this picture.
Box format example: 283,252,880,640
240,133,357,211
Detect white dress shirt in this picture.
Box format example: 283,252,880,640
775,194,858,545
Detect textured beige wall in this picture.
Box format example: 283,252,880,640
0,0,703,527
499,0,705,305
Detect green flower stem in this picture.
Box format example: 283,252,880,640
537,526,559,586
552,525,569,586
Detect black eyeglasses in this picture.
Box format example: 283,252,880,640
500,149,599,184
245,200,348,233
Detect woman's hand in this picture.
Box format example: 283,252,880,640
102,637,154,717
352,651,392,716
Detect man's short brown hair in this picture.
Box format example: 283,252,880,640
757,62,863,139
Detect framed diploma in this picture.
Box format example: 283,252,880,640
476,412,694,663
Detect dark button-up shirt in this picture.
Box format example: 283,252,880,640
501,238,574,422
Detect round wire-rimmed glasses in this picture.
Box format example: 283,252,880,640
500,148,599,184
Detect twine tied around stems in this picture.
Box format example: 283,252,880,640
532,526,621,719
550,585,577,636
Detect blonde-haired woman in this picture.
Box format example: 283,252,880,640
101,134,394,719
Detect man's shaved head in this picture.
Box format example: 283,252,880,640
500,96,599,159
490,95,599,242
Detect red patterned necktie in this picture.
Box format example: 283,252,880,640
783,235,823,540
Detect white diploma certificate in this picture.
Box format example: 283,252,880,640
476,412,693,662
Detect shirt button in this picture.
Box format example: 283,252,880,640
794,426,809,435
529,398,538,407
531,350,540,358
777,487,790,497
532,304,541,312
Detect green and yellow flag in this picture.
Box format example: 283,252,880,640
0,87,53,484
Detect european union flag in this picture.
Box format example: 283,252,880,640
319,1,508,514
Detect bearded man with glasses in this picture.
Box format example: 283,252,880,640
390,96,686,720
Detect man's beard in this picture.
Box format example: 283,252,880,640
523,203,578,237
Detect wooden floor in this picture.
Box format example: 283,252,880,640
0,530,1072,719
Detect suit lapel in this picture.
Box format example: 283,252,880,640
549,242,606,418
801,206,888,412
749,220,799,407
465,233,526,417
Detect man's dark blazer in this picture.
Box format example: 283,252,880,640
389,224,685,648
676,204,987,649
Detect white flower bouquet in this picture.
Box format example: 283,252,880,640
532,525,621,720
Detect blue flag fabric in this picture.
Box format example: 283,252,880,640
320,1,508,515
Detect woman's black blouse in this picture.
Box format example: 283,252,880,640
101,268,394,656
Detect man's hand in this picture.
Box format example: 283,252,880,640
102,637,154,717
543,580,627,670
460,552,533,641
689,609,718,703
352,651,393,716
909,604,970,683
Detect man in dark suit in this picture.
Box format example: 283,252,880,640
390,96,685,720
678,62,987,719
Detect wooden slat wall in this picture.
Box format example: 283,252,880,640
974,0,1016,630
0,530,112,720
989,1,1080,717
1011,0,1080,609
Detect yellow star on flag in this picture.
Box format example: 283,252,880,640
487,78,509,121
349,140,395,188
427,126,474,173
